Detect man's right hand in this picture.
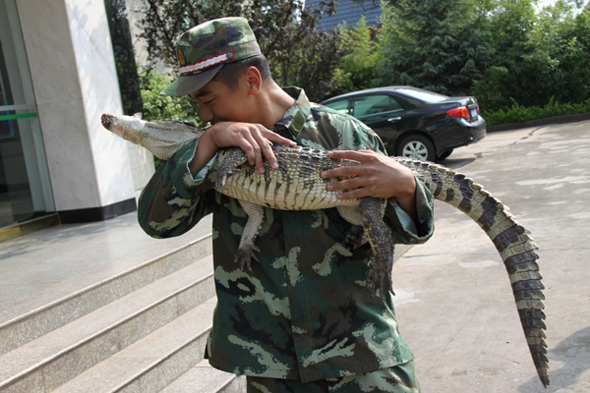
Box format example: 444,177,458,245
189,122,296,177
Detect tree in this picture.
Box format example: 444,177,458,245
104,0,143,115
331,17,382,97
377,0,492,96
138,69,201,169
532,1,590,103
134,0,350,101
471,0,590,111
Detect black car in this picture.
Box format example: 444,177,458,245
321,86,486,161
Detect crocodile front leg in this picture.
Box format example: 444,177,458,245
235,200,263,271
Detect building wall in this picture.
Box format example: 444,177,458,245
16,0,137,219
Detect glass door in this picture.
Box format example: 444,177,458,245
0,0,54,229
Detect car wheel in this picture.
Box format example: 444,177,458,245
437,149,454,161
397,135,435,162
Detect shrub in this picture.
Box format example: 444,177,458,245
138,69,201,168
482,97,590,126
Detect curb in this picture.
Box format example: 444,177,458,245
487,112,590,132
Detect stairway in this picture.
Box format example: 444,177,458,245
0,218,245,393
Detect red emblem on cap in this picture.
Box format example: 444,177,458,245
178,49,186,66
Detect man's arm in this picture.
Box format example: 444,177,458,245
188,122,297,177
139,122,296,239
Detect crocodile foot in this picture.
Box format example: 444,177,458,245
366,257,395,300
235,244,261,272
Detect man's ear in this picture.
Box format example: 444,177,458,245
244,66,262,95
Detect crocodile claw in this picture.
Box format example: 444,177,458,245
235,244,261,272
366,260,395,300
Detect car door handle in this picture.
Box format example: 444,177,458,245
388,117,401,123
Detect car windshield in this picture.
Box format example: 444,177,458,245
397,88,448,103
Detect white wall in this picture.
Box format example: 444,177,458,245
16,0,136,212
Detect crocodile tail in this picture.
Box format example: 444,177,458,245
395,157,550,388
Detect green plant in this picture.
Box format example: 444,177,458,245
330,17,382,98
138,68,201,168
377,0,492,96
481,97,590,125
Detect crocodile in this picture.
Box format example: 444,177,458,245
101,113,550,388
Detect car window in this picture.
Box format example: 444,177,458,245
396,88,448,103
324,99,350,115
352,95,403,118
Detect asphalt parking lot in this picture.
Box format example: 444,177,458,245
391,120,590,392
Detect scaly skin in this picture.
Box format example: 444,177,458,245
101,113,549,387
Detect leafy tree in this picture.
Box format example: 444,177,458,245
331,17,382,97
377,0,492,96
104,0,143,115
533,1,590,103
138,68,200,124
138,69,201,168
471,0,590,111
134,0,349,102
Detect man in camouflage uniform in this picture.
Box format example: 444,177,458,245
138,17,434,393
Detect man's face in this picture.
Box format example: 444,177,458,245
188,78,252,125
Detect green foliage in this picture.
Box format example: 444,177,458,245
377,0,493,96
482,97,590,125
103,0,143,115
138,68,201,168
132,0,590,126
470,0,590,112
138,68,199,124
136,0,349,102
330,17,382,97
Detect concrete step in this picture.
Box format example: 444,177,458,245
0,231,212,357
0,256,214,393
50,298,216,393
160,359,245,393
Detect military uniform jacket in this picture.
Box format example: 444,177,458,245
138,87,435,383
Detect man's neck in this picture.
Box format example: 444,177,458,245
257,81,297,128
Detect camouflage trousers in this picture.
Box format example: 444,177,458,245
246,361,420,393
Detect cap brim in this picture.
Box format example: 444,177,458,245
160,64,224,96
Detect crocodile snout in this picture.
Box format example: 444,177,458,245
101,114,115,130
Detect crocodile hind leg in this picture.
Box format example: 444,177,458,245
235,199,263,271
338,198,394,300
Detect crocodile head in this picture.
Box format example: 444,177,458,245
100,113,202,160
101,113,147,146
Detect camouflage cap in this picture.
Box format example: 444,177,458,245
160,17,261,96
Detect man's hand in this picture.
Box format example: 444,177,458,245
190,122,296,176
321,150,418,220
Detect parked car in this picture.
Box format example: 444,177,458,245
320,86,486,161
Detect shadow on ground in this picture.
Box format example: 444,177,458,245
518,326,590,392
